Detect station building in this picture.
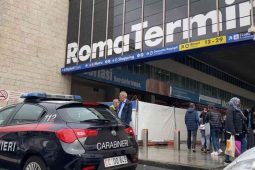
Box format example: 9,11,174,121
0,0,255,110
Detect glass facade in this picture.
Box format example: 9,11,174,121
117,63,255,108
172,55,255,93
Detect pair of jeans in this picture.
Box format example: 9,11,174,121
211,128,221,152
200,130,210,149
187,129,197,149
241,134,247,153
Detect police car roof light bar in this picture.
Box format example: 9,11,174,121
20,92,83,102
20,92,47,99
46,94,83,101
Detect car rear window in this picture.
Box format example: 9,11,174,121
57,105,120,123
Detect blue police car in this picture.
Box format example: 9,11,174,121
0,93,138,170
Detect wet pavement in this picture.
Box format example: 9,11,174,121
137,164,173,170
138,145,226,170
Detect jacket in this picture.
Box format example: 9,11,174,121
225,106,247,134
109,105,117,113
117,100,132,125
207,111,222,129
185,108,199,130
199,112,208,124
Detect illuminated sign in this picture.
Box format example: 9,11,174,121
179,36,226,51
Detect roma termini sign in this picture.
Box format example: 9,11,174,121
62,0,255,74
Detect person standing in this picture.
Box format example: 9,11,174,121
207,104,222,156
117,91,132,125
244,108,254,149
224,97,247,164
199,107,210,152
109,99,119,114
185,103,199,152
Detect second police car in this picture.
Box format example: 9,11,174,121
0,93,138,170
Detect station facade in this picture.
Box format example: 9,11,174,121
64,0,255,109
0,0,255,109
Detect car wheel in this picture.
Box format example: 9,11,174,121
23,156,47,170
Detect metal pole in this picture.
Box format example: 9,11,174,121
251,0,254,27
121,0,126,55
174,106,176,129
142,129,148,147
188,0,190,42
162,0,166,47
90,0,95,62
105,0,110,59
141,0,145,52
135,99,139,140
76,0,83,64
216,0,220,36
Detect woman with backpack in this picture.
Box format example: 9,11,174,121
207,104,223,156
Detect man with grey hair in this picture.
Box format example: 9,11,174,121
117,91,132,125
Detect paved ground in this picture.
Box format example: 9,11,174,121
139,145,226,170
1,144,226,170
137,164,172,170
0,166,170,170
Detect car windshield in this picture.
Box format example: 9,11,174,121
57,105,120,123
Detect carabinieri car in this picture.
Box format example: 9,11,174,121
0,93,138,170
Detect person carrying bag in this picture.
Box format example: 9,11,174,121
199,107,210,152
224,97,247,164
225,135,235,157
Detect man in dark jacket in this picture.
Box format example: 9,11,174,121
117,91,132,125
224,97,247,164
207,104,222,156
185,103,199,152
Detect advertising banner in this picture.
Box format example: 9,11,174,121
78,69,147,91
78,68,171,96
179,36,226,51
199,94,222,108
170,86,199,102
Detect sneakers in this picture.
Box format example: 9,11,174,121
224,160,231,165
211,152,217,156
201,146,207,152
214,152,219,156
218,149,223,155
211,151,219,156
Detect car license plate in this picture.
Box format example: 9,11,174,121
104,155,128,168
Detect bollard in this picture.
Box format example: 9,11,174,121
174,129,180,150
142,129,148,147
